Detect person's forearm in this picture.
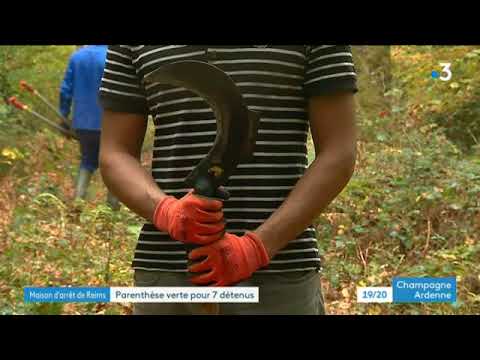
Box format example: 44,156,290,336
255,149,356,258
100,151,167,222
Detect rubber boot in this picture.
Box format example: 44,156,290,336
74,168,93,200
106,191,121,211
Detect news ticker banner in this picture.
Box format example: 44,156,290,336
24,287,259,303
357,277,456,303
24,277,456,304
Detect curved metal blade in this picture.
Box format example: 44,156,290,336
143,60,260,197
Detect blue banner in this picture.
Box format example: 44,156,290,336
24,287,110,303
392,277,456,303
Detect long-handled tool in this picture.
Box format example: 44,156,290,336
144,60,261,315
8,96,77,139
19,80,73,128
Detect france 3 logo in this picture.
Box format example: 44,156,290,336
431,62,452,81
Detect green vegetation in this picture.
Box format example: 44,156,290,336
0,46,479,315
318,46,480,314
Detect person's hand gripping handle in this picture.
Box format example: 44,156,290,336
184,176,230,265
151,183,227,250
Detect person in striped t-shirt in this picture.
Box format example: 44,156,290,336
98,45,358,315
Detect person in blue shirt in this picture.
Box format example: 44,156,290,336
59,45,119,209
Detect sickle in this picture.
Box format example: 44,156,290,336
143,61,260,315
143,60,260,198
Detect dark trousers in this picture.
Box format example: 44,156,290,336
76,129,101,172
133,270,326,315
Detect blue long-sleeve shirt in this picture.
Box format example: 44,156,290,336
59,45,108,130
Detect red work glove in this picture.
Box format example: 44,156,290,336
188,232,270,286
153,191,225,245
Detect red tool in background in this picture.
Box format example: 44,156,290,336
19,80,73,129
8,96,77,139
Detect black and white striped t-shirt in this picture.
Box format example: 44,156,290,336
99,45,357,273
